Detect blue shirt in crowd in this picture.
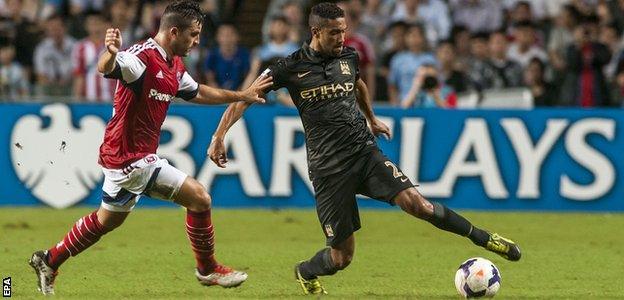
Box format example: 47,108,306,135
388,51,438,101
204,47,250,90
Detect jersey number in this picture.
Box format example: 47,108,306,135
384,161,404,178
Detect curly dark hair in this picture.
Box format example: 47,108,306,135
308,2,345,28
159,1,204,31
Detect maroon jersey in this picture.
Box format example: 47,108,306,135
100,38,199,169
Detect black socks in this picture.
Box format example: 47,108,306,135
298,248,339,280
428,202,490,247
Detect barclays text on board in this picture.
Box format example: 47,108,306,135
0,103,622,211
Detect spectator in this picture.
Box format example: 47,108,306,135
483,30,524,89
342,8,376,100
362,0,390,48
548,4,580,72
0,42,29,99
379,21,408,102
596,0,615,27
467,32,490,89
607,0,624,33
599,23,623,80
70,0,106,13
106,0,143,48
401,64,457,108
560,15,612,107
505,1,546,44
281,0,307,43
450,25,472,71
503,0,550,22
203,23,250,90
436,39,473,94
33,14,75,97
388,23,437,105
523,57,556,106
611,58,624,106
242,16,298,106
390,0,451,46
337,0,376,44
0,0,42,82
71,10,114,102
506,1,534,27
449,0,503,33
261,0,311,44
507,21,548,68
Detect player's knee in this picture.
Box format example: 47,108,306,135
399,189,433,219
99,217,125,232
334,253,353,270
332,249,354,270
189,185,212,212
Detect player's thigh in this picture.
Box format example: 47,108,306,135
313,172,360,248
101,169,141,213
357,149,414,205
142,161,189,201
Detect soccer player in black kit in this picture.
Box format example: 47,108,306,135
208,2,521,295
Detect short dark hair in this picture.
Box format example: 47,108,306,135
84,9,106,20
160,1,204,31
308,2,345,28
218,22,239,33
388,20,408,31
514,20,535,30
470,31,489,41
271,15,289,25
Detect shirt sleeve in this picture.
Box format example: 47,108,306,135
176,71,200,101
260,58,287,92
103,51,147,84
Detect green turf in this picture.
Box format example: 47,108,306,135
1,208,623,299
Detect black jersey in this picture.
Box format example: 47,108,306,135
265,43,376,179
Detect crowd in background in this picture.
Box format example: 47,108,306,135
2,0,624,108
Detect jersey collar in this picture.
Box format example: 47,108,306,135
148,38,169,61
302,42,329,63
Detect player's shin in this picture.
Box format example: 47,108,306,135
185,209,218,275
427,202,490,247
46,211,111,270
297,248,339,279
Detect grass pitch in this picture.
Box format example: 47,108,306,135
1,208,623,299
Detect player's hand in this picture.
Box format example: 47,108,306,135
208,136,228,168
371,118,392,140
105,28,122,55
241,75,273,104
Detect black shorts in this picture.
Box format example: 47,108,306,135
312,148,415,247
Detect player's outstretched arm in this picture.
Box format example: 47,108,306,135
97,28,122,75
190,75,273,105
207,101,252,167
355,78,391,140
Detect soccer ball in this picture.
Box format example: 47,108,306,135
454,257,501,298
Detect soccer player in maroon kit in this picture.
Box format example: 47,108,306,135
28,1,272,295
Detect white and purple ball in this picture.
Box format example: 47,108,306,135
454,257,501,298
